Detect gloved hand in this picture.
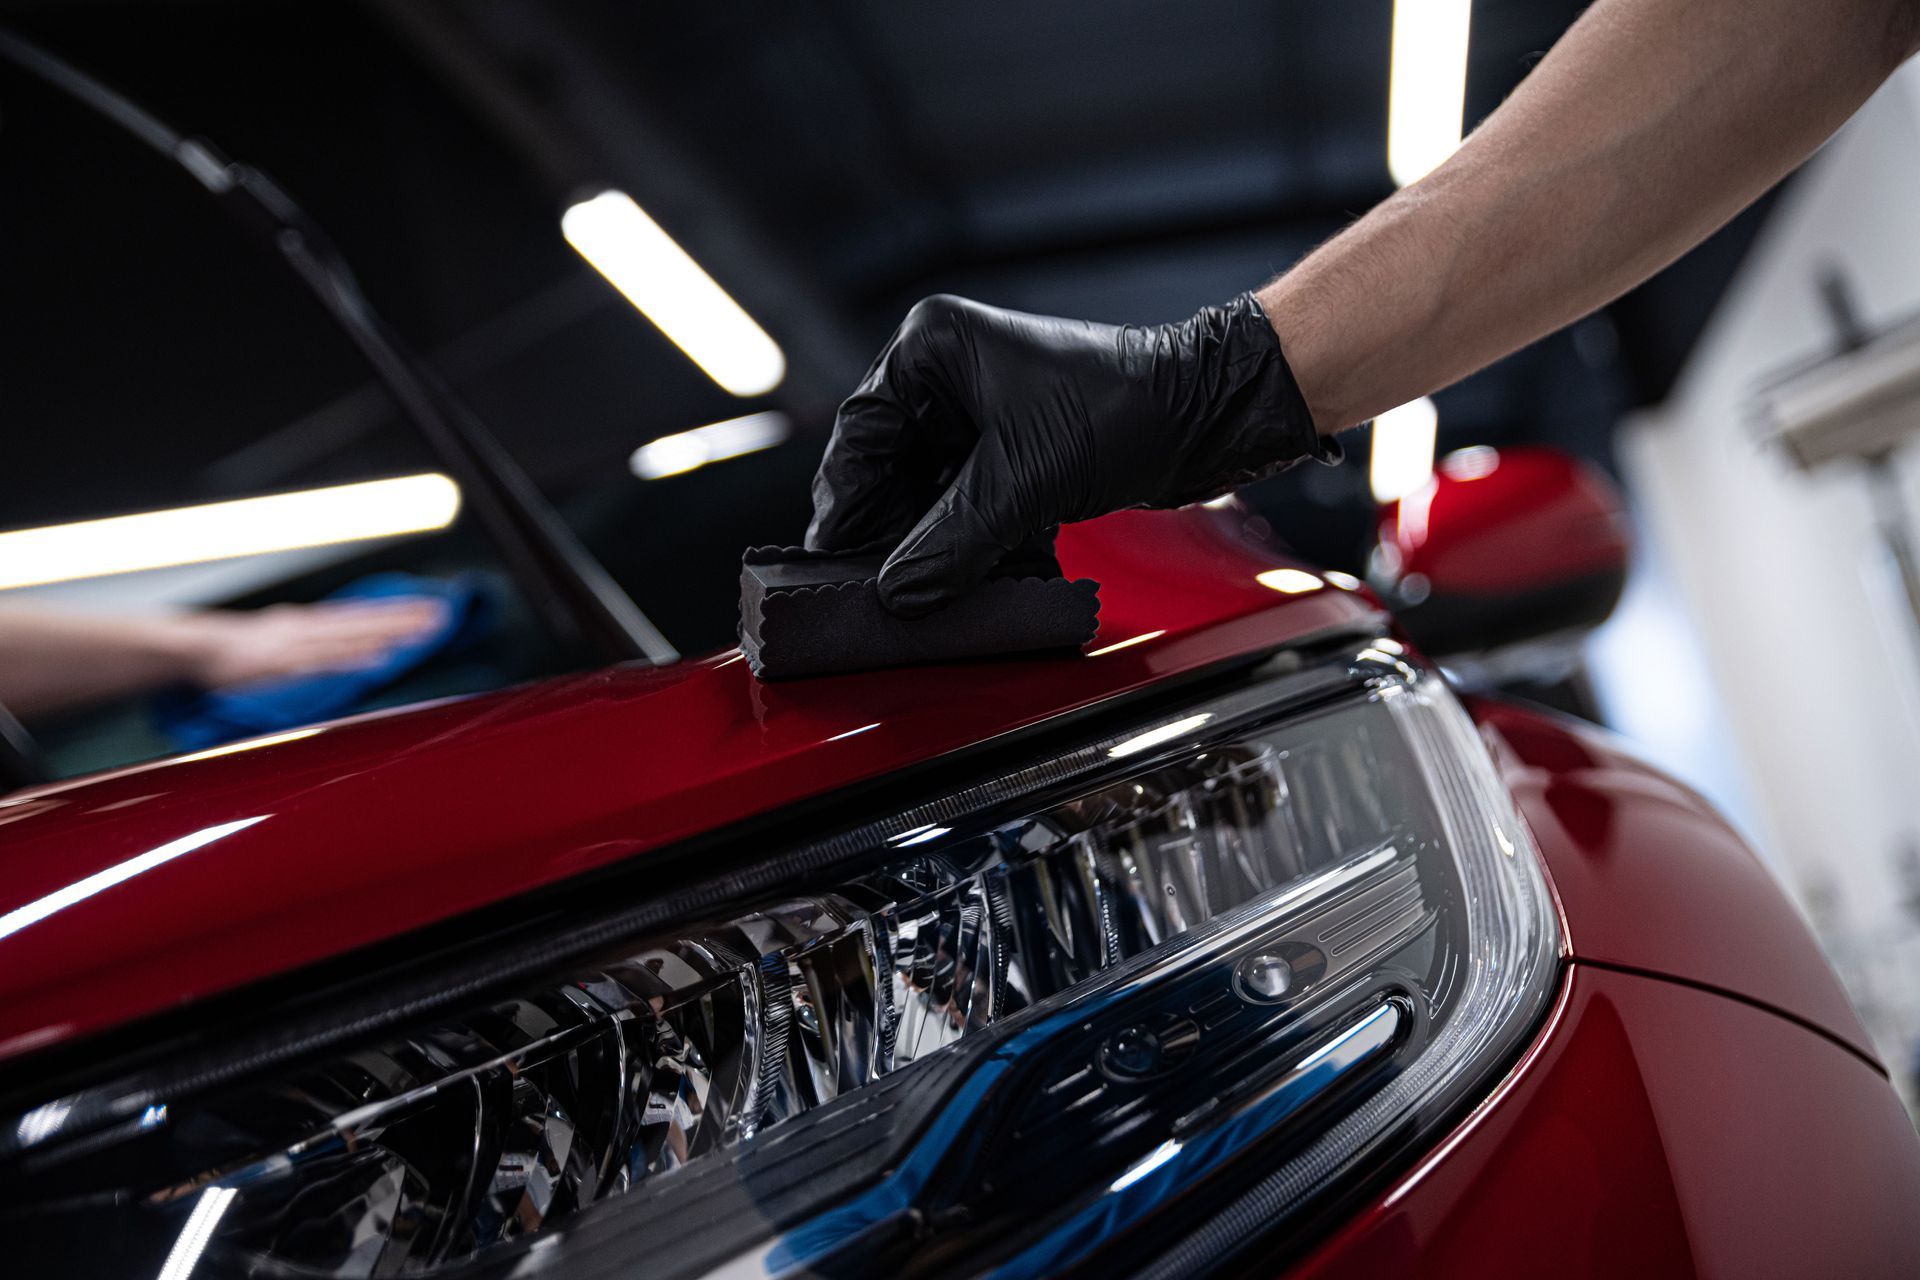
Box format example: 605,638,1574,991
806,292,1339,616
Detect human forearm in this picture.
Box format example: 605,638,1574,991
1261,0,1920,431
0,611,209,719
804,0,1920,611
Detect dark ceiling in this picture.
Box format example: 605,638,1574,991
0,0,1774,595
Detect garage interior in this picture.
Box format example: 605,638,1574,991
5,0,1920,1121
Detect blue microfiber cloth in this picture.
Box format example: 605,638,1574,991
154,572,496,750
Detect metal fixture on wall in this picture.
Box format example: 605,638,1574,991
1753,269,1920,661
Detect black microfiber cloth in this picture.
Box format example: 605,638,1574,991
739,545,1101,680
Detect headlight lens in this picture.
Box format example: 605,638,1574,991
4,646,1559,1278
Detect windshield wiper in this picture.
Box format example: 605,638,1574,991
0,27,680,674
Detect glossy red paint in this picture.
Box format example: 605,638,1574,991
1476,696,1878,1064
6,482,1914,1276
0,506,1379,1062
1377,446,1629,594
1282,963,1920,1280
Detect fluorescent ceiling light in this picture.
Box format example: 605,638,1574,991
563,189,786,397
0,474,461,592
1370,397,1439,504
630,411,790,480
1388,0,1472,187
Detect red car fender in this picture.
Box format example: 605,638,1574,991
1281,963,1920,1280
1472,695,1877,1065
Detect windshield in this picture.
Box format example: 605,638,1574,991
0,50,604,781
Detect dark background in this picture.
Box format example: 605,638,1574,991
0,0,1774,652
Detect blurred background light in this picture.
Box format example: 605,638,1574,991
0,474,461,591
629,411,791,480
1440,444,1501,480
562,190,786,397
1388,0,1472,187
1256,568,1325,595
1370,397,1440,503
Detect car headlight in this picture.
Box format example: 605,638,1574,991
2,642,1559,1278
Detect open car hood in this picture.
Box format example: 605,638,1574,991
0,508,1382,1062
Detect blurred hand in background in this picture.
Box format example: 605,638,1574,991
0,598,446,720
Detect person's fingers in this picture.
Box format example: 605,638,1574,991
877,444,1023,618
296,644,394,673
275,635,394,670
303,599,446,640
254,600,447,676
806,391,918,552
357,600,445,638
807,296,977,552
296,598,440,623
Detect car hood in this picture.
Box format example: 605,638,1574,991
0,508,1380,1062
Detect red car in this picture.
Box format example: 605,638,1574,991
3,30,1920,1280
6,497,1920,1280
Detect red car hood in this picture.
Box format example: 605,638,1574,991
0,508,1380,1062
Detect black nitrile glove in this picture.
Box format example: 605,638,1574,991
806,292,1340,617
